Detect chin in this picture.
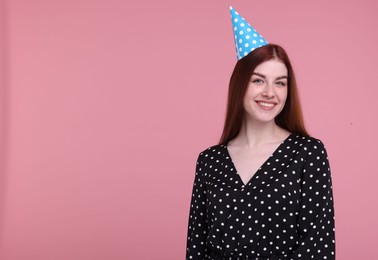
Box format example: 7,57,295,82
247,115,277,124
257,118,277,124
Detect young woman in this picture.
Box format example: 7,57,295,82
185,43,335,259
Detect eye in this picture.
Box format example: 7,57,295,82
252,78,264,84
275,81,287,87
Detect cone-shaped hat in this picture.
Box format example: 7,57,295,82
230,6,268,60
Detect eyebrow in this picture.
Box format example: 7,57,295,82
252,72,288,80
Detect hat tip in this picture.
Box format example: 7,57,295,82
229,6,233,10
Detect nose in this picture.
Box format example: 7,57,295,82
262,82,275,98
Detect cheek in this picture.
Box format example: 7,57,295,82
243,85,257,101
242,89,255,109
242,95,249,111
280,89,288,103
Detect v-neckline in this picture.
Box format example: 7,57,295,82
224,133,293,187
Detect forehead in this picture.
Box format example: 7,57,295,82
253,59,288,76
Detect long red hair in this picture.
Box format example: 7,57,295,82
219,43,309,145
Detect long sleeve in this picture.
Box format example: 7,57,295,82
186,154,209,259
287,139,336,259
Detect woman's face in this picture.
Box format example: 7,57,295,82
243,59,288,124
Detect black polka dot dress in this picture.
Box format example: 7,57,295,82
186,134,335,260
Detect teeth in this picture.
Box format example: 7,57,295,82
258,102,274,107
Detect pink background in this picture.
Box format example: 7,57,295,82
0,0,377,259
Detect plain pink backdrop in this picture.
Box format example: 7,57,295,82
0,0,377,259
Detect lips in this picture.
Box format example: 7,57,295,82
256,101,277,110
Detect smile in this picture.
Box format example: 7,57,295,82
256,101,276,110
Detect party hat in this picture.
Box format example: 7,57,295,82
229,6,268,60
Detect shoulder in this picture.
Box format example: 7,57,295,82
195,143,228,163
291,134,330,163
290,133,327,150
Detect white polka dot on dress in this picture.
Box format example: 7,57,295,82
186,133,335,259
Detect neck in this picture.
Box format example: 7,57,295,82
232,117,287,148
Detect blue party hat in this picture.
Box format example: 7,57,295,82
230,6,269,60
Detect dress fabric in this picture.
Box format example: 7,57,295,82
186,133,335,260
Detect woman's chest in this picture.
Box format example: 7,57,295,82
229,149,275,186
226,142,290,186
202,151,305,213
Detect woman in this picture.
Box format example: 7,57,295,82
186,9,335,259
